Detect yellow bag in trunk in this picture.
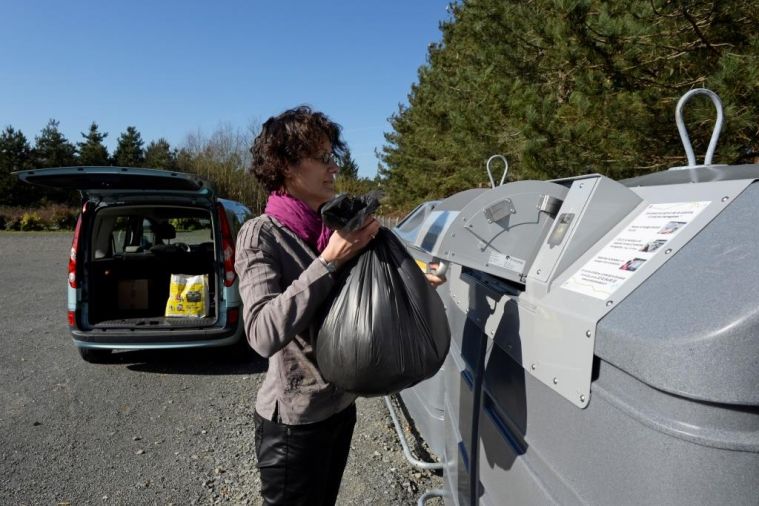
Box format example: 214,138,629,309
165,274,209,317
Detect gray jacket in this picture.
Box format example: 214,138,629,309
234,215,356,425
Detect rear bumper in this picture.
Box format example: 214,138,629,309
71,319,243,350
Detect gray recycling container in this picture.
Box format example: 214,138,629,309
397,165,759,505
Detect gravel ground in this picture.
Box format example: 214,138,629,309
0,232,444,505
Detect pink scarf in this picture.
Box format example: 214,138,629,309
265,192,332,253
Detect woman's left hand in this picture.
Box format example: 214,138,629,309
320,216,380,268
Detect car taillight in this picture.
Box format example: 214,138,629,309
68,311,76,327
68,210,84,288
217,204,236,287
227,307,239,325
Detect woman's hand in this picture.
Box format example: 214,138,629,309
425,262,447,288
425,273,447,288
320,216,381,269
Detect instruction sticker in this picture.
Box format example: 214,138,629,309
562,201,710,299
489,251,526,273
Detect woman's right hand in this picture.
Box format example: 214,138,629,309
319,216,380,269
425,262,447,287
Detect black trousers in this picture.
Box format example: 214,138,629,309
254,403,357,506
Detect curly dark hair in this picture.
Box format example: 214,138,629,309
249,105,347,192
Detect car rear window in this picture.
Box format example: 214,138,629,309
92,207,214,259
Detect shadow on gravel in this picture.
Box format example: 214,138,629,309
101,346,268,376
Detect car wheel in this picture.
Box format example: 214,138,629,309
78,347,112,363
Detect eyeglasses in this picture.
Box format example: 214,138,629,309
312,151,339,166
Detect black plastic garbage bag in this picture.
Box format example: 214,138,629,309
317,193,450,396
320,190,382,232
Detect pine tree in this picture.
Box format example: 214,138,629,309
0,126,35,206
77,122,110,166
379,0,759,213
333,147,380,195
33,119,77,168
144,138,177,170
337,147,359,180
113,126,145,167
31,119,78,204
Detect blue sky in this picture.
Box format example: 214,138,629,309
0,0,451,178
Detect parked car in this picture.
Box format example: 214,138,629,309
15,166,254,362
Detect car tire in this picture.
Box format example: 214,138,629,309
78,347,112,363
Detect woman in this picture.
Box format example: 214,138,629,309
234,106,380,505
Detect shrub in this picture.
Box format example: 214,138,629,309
170,217,204,231
0,207,23,231
48,205,78,230
0,205,78,231
20,212,44,231
5,218,21,231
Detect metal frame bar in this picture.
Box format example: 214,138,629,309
384,395,444,470
384,395,448,504
417,488,448,505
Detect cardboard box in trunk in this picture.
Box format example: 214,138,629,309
118,279,149,310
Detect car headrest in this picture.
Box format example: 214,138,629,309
153,221,176,241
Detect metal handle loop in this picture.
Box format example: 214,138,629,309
486,154,509,188
675,88,724,167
